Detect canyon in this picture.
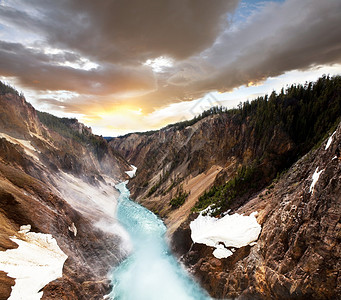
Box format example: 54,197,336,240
110,76,341,299
0,75,340,299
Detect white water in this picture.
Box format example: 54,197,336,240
109,182,211,300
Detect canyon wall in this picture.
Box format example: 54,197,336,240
0,91,131,299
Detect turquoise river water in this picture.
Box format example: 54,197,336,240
109,182,211,300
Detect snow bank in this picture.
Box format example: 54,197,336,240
325,131,336,150
125,165,137,178
0,225,68,300
309,167,323,193
190,211,261,259
212,245,233,259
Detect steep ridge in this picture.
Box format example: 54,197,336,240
179,122,341,299
0,85,131,299
110,75,341,298
110,111,294,234
110,76,340,232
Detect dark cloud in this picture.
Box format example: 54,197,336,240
126,0,341,111
200,0,341,91
0,41,155,95
0,0,239,63
0,0,340,117
157,0,341,102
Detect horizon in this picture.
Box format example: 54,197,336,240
0,0,340,136
8,72,337,139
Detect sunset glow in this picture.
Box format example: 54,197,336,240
0,0,340,136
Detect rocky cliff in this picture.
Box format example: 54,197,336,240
0,87,131,299
178,122,341,299
110,75,341,299
111,77,341,229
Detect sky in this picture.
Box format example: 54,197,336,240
0,0,340,136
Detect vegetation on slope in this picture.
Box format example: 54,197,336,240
194,164,261,214
0,81,21,96
169,185,189,209
236,75,341,155
195,75,341,213
120,75,341,143
37,111,108,160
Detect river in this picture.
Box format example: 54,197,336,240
108,182,211,300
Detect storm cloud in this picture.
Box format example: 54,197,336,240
0,0,340,115
201,0,341,91
0,40,155,95
0,0,239,63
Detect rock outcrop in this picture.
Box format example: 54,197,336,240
0,91,131,299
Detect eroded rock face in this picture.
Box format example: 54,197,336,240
0,93,131,299
178,124,341,299
0,93,43,138
110,113,295,231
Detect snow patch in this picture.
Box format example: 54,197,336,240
68,223,77,237
0,225,68,300
125,165,137,178
212,245,233,259
18,224,31,234
309,167,324,193
190,211,261,259
325,131,336,150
